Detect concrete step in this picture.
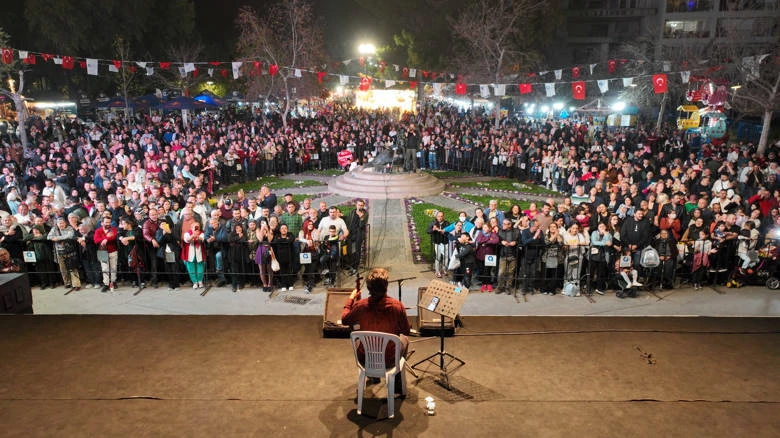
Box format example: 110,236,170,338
328,167,445,199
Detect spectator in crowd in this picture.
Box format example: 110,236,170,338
49,216,81,290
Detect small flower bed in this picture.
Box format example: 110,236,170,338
404,198,458,264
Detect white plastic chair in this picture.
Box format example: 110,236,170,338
350,331,407,419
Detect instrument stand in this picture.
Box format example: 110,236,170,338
411,279,468,390
411,316,465,390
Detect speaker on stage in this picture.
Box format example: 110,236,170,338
0,273,33,314
322,288,353,338
417,287,454,336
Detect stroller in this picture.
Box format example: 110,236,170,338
562,246,584,297
727,247,779,289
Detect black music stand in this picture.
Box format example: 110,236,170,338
412,279,468,390
388,276,416,304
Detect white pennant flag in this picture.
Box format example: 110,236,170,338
554,69,562,80
18,50,28,60
597,79,609,93
680,71,690,84
294,69,301,78
385,79,396,88
343,59,352,65
184,63,195,73
589,63,597,75
208,68,214,77
109,64,119,73
146,67,154,76
539,71,548,76
340,75,349,85
232,61,242,79
136,61,147,68
394,64,399,71
178,66,187,78
622,77,633,87
53,57,62,65
492,84,506,96
409,68,416,78
545,83,556,97
480,84,490,98
432,83,442,97
663,61,671,72
86,58,98,76
449,74,455,79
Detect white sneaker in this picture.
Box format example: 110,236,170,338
279,287,287,291
632,281,643,287
288,286,294,291
193,284,198,289
595,289,604,295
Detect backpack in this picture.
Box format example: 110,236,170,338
640,246,660,268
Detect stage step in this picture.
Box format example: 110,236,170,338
328,167,445,199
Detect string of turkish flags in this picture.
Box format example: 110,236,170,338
0,46,752,98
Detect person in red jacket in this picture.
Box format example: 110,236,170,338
93,215,118,292
749,188,777,218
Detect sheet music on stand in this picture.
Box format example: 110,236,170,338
413,279,469,389
418,279,469,320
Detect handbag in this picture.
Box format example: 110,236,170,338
270,254,281,272
447,255,461,271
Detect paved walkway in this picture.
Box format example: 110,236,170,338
31,174,780,317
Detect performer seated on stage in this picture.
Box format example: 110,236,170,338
341,267,410,367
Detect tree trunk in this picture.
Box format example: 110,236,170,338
757,109,772,156
13,71,29,155
282,77,290,129
655,92,667,132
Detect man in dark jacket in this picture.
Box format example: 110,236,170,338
454,232,476,288
496,218,520,294
620,208,652,265
520,219,545,294
426,210,450,278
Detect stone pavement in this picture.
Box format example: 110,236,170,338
31,175,780,317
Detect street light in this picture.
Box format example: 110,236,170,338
358,43,376,55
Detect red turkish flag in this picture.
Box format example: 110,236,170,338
402,67,409,79
269,64,278,76
409,81,417,89
572,81,586,100
209,61,221,66
431,72,438,80
128,65,137,73
518,83,532,94
78,60,86,69
572,66,581,78
253,61,262,73
317,71,326,84
422,70,429,78
652,74,668,94
608,60,616,73
192,68,198,78
41,53,53,62
112,60,122,70
62,56,74,70
359,76,372,91
1,48,12,64
160,62,171,69
455,82,467,95
23,54,36,64
221,69,228,78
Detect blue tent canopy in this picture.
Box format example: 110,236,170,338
193,93,226,107
135,94,161,107
99,97,137,109
160,96,210,111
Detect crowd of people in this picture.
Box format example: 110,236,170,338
0,100,777,296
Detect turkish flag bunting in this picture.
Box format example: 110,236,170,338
2,48,13,64
652,74,668,94
128,65,137,73
192,68,198,78
23,54,36,64
409,81,417,89
41,53,53,62
160,62,171,69
608,60,616,73
572,66,581,78
572,81,586,100
402,67,409,79
431,72,438,80
518,83,532,94
209,61,221,66
317,71,326,84
422,70,429,78
78,60,86,69
253,61,261,73
359,76,372,91
378,61,386,73
526,72,536,78
62,56,74,70
221,69,228,78
455,82,467,95
112,60,122,70
269,64,278,76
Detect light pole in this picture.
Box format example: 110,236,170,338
358,43,375,74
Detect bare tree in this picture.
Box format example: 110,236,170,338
450,0,550,128
113,36,138,119
0,29,30,155
235,0,324,128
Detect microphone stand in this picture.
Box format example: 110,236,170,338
387,276,416,303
